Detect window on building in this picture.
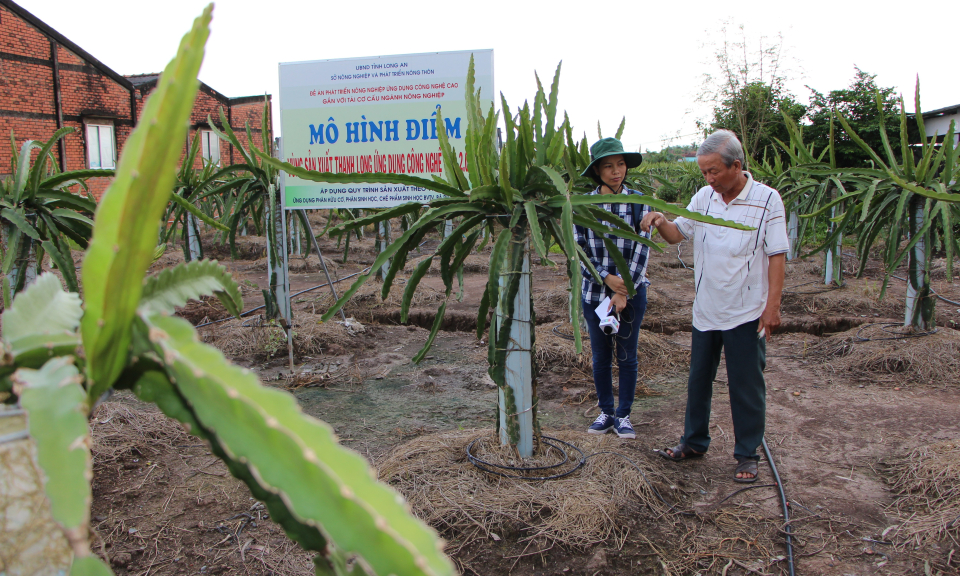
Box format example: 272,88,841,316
200,130,220,165
86,123,115,169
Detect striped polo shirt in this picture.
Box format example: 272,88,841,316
673,172,789,331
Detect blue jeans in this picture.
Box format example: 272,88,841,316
682,319,766,461
582,286,647,418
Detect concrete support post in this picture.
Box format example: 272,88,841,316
498,237,534,458
904,197,931,330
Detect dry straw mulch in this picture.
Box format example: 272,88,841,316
376,429,675,550
176,294,231,325
90,402,193,467
200,314,354,359
377,429,811,574
780,285,902,317
243,253,342,273
534,321,689,380
816,325,960,385
89,402,314,576
533,285,570,311
199,235,268,261
885,440,960,547
199,278,446,360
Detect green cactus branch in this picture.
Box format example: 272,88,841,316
81,5,212,400
141,312,454,576
15,357,98,561
139,259,243,317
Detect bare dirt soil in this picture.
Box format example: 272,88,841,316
88,223,960,576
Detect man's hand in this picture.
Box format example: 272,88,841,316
639,211,685,244
758,253,786,339
640,211,666,233
757,305,781,339
610,292,627,314
603,274,628,296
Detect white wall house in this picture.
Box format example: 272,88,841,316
920,103,960,145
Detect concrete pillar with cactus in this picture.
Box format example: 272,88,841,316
904,196,933,330
186,214,202,261
492,230,537,457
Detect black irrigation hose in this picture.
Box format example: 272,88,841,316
713,483,778,507
855,322,938,342
552,324,585,341
762,437,796,576
465,435,585,481
890,274,960,307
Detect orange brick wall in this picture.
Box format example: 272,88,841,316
1,3,62,173
1,1,271,200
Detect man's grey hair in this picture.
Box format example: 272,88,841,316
697,130,745,169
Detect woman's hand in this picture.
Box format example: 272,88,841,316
610,292,627,314
603,274,629,296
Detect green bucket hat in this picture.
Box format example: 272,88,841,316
581,137,643,179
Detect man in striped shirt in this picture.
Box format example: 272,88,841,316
574,137,654,440
641,130,788,483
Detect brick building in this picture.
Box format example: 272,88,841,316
0,0,271,198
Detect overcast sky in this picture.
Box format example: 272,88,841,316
17,0,959,153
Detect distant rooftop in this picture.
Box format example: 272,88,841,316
123,73,268,106
921,103,960,118
125,73,160,87
906,102,960,119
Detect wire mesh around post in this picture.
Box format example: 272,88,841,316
494,231,539,458
904,196,933,330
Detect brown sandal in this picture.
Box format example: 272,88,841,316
734,458,759,483
659,443,705,462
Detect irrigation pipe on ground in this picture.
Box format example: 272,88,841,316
889,274,960,307
762,437,796,576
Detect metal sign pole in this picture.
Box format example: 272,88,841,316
301,210,348,323
278,137,294,372
378,220,391,280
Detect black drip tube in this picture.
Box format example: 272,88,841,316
762,437,796,576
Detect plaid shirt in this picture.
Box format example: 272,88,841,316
574,186,653,304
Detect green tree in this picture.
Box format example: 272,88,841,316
704,81,806,164
805,67,901,168
697,24,805,163
642,143,697,163
799,81,960,330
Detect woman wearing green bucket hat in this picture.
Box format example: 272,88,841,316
574,138,652,440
